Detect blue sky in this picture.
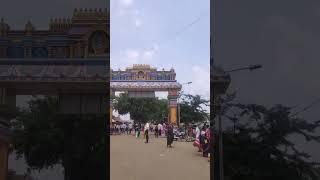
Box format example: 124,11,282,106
111,0,210,99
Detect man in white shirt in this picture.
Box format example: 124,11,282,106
144,122,150,143
128,123,133,135
158,123,163,137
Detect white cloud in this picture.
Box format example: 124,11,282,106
181,65,210,100
115,43,159,67
152,43,159,51
119,0,134,7
133,10,140,15
134,18,142,27
115,0,143,28
143,50,154,58
142,43,159,58
118,49,140,66
124,49,140,59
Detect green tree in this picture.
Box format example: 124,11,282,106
113,93,168,123
179,94,209,125
218,95,320,180
0,104,18,120
11,96,107,180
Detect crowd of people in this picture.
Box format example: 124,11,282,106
192,124,213,161
110,122,176,146
110,121,213,161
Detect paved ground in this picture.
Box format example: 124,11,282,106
111,133,210,180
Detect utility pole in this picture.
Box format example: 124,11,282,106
213,64,262,180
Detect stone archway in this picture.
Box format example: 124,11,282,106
110,65,182,125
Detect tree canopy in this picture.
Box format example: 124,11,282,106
180,94,209,124
11,96,107,180
113,93,168,124
113,93,209,125
217,94,320,180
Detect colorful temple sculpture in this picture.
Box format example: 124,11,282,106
0,8,109,58
110,64,182,125
0,8,109,180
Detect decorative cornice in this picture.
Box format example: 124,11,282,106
111,81,182,91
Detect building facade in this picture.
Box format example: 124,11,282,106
0,8,109,59
0,8,109,180
111,64,176,81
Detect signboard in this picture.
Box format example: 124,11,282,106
128,91,155,98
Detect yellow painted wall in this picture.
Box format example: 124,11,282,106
170,107,177,125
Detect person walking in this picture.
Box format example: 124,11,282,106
158,123,162,137
199,126,206,154
167,124,174,148
135,123,140,138
193,125,201,152
129,123,133,135
137,122,141,138
203,125,212,158
144,122,150,143
125,123,129,134
154,124,159,138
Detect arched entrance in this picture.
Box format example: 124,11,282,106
0,8,109,180
110,64,181,125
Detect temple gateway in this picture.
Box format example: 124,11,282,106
110,64,182,125
0,8,109,180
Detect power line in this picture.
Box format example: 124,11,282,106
290,98,320,117
169,10,209,41
145,9,210,52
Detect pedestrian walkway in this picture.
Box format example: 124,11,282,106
111,135,210,180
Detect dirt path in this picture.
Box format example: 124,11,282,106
111,134,210,180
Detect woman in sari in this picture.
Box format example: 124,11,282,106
202,125,211,157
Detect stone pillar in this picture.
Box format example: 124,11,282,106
168,89,179,125
0,88,14,180
169,99,177,125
